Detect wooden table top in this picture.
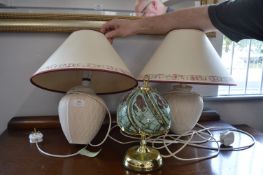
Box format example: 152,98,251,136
1,111,263,175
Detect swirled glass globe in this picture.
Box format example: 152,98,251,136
117,86,171,136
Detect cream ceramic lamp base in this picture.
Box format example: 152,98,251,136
58,82,106,144
164,85,203,134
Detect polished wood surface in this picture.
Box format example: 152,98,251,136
1,112,263,175
234,124,263,144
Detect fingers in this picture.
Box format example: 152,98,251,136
101,19,118,34
100,20,117,42
105,29,121,39
105,28,123,44
100,19,134,42
102,19,127,37
100,22,111,34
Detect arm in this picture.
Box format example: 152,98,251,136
101,6,216,40
208,0,263,42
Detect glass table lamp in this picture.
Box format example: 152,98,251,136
31,30,137,144
117,76,171,172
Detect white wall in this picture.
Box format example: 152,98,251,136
0,32,165,134
0,33,66,133
205,100,263,132
1,32,263,134
1,0,263,134
0,31,220,134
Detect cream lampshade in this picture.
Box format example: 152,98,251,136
31,30,137,144
138,29,235,134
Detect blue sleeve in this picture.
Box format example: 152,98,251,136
208,0,263,42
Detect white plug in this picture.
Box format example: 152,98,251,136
220,131,234,146
29,130,43,143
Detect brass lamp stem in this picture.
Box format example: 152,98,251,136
141,75,150,91
137,134,150,154
123,132,163,172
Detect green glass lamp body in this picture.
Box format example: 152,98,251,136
117,84,171,172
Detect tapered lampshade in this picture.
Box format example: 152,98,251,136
138,29,235,85
31,30,137,94
31,30,137,144
138,29,235,134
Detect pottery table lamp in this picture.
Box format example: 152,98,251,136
31,30,137,144
138,29,235,135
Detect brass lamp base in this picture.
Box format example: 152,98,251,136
123,145,163,172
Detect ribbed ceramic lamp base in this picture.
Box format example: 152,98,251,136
123,146,163,173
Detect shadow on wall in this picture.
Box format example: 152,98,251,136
15,88,63,117
0,3,6,7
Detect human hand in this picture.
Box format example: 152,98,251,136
100,19,138,42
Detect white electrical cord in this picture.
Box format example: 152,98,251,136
194,123,256,151
108,122,255,161
108,125,139,145
30,94,112,158
30,96,255,161
35,143,94,158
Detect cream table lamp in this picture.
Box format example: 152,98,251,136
31,30,137,144
138,29,235,135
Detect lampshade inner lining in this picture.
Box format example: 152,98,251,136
31,70,137,94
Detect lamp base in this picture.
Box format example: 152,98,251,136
164,84,203,134
123,146,163,172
